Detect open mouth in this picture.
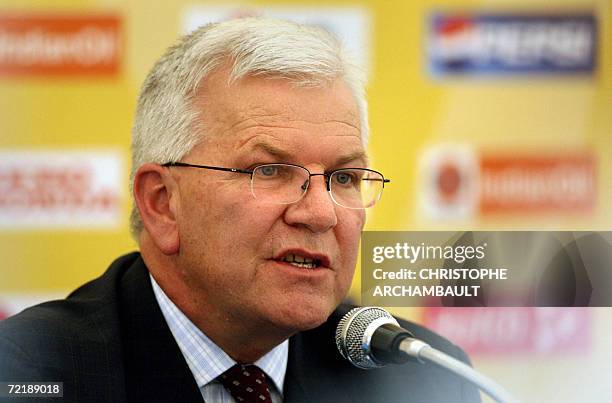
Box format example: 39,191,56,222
274,250,330,270
280,253,320,269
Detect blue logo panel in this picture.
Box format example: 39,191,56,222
428,13,597,76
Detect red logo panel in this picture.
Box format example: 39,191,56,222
424,307,591,355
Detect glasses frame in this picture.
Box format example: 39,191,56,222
162,162,390,209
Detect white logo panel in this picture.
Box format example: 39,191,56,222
0,150,124,229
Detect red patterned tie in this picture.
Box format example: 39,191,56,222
218,364,273,403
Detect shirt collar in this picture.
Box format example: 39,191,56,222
150,274,289,394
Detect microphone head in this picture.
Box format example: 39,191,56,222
335,306,400,369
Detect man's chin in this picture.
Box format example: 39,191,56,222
267,299,337,333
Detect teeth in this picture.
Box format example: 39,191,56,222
281,253,318,268
289,261,317,269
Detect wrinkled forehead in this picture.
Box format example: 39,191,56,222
198,70,359,122
189,68,365,165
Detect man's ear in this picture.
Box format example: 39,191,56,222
133,163,180,254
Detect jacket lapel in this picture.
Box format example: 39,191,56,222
284,306,361,403
119,256,204,403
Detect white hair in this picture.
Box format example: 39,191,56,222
130,17,368,239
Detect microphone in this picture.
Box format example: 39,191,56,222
335,307,520,403
335,306,417,369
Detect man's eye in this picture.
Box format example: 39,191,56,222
260,166,278,176
334,172,355,185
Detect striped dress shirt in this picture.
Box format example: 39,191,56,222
150,275,288,403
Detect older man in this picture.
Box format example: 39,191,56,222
0,18,480,402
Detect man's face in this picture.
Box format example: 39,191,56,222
171,68,366,334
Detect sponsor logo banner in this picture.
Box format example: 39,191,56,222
181,5,371,78
424,307,591,355
480,155,595,213
419,145,596,218
0,14,121,76
428,13,597,76
0,150,123,228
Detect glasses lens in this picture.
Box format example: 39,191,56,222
330,169,384,209
251,164,309,204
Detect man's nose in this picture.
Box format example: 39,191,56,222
283,174,338,233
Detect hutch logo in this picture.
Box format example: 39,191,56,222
0,14,121,76
0,150,123,228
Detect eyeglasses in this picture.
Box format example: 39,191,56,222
162,162,390,209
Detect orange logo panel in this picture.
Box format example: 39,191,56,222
0,14,121,76
480,155,596,213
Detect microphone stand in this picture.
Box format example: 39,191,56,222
399,338,520,403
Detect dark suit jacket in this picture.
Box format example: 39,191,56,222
0,252,481,402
